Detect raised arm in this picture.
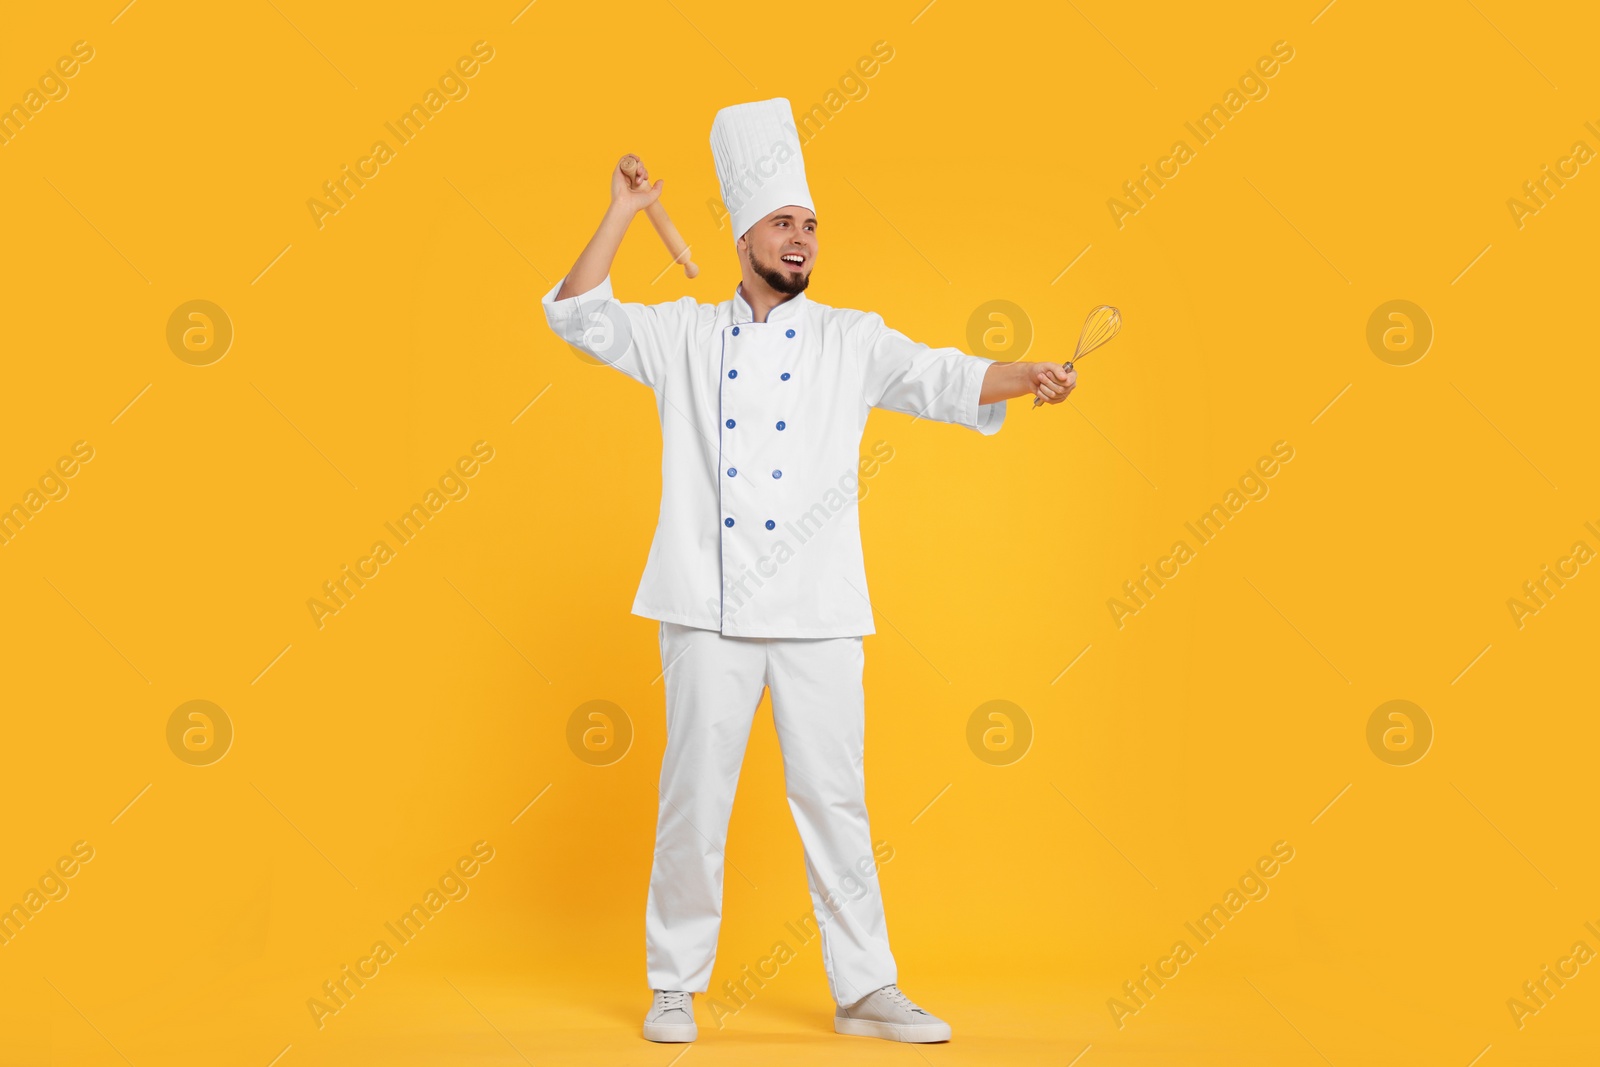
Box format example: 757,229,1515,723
543,159,698,390
555,156,664,300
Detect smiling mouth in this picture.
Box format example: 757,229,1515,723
779,253,807,269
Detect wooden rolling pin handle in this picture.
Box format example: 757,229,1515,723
619,156,699,280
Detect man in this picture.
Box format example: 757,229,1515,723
542,98,1075,1045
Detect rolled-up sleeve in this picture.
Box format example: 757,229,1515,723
856,313,1007,435
542,275,688,390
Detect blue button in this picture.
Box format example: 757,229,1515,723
725,517,735,527
727,467,737,477
772,469,782,478
765,520,776,530
726,418,735,428
776,420,786,430
785,329,795,338
728,369,737,378
780,372,791,381
732,326,740,336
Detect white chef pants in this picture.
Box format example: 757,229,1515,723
645,621,897,1006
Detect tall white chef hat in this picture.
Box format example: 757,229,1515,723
710,98,814,241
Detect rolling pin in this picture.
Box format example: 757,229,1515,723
619,155,699,279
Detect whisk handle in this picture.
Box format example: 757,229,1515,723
1031,360,1075,408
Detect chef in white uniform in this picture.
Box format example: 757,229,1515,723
542,98,1075,1045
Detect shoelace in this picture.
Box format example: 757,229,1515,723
657,990,691,1013
878,985,928,1015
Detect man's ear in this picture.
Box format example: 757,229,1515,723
735,232,748,256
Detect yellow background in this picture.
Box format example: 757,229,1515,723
2,1,1597,1064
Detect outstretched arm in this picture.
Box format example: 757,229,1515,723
555,157,664,300
859,316,1079,434
981,361,1077,405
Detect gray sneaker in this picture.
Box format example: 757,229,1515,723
834,984,952,1042
643,989,697,1042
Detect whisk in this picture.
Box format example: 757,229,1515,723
1033,305,1122,407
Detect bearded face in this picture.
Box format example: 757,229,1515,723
739,207,816,296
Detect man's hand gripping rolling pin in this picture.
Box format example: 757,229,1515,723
555,155,698,301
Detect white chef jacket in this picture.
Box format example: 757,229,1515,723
542,276,1006,638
